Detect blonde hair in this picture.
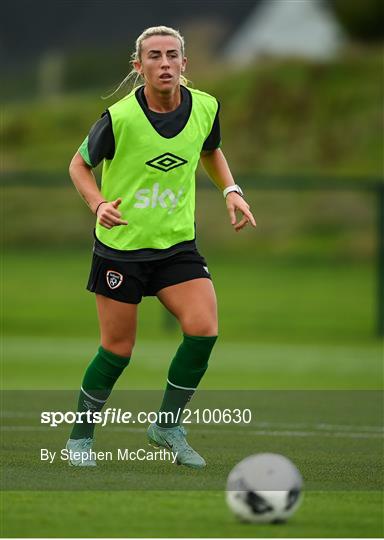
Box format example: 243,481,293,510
104,26,188,99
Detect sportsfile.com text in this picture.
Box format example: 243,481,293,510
41,408,252,427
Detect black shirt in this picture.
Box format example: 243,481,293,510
84,86,221,168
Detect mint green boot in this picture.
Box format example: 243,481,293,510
147,423,206,469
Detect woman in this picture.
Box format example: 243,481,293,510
67,26,256,469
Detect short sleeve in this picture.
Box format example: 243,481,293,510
202,102,221,151
78,111,115,168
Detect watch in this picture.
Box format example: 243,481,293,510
223,184,244,198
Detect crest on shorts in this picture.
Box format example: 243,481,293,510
106,270,123,290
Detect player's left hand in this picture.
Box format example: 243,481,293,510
226,192,257,232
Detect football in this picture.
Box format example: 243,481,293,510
226,453,303,524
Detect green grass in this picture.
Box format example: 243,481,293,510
3,250,378,344
2,337,382,390
1,250,383,537
2,388,383,536
2,491,382,538
3,388,382,489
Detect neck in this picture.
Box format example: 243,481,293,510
143,85,181,113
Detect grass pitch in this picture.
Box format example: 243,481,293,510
2,391,383,537
2,491,383,538
1,250,383,537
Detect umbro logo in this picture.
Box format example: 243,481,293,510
83,400,97,411
146,152,188,172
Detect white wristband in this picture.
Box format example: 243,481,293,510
223,185,243,198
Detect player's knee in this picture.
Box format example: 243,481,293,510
102,338,135,358
182,317,218,337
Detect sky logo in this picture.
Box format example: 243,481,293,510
134,183,184,213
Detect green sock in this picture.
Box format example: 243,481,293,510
70,346,130,439
157,334,217,428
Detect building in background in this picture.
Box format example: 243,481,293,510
222,0,346,65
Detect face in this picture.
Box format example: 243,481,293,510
134,35,187,92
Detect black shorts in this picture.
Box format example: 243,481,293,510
86,250,212,304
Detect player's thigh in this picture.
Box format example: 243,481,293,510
157,278,218,336
96,294,138,356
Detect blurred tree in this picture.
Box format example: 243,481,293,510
330,0,384,41
63,47,133,94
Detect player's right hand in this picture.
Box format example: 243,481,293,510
96,198,128,229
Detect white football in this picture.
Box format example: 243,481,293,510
226,453,303,524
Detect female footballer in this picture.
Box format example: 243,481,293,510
67,26,256,468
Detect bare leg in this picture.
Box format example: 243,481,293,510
96,294,138,356
156,278,218,336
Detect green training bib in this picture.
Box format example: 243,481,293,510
95,86,218,251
